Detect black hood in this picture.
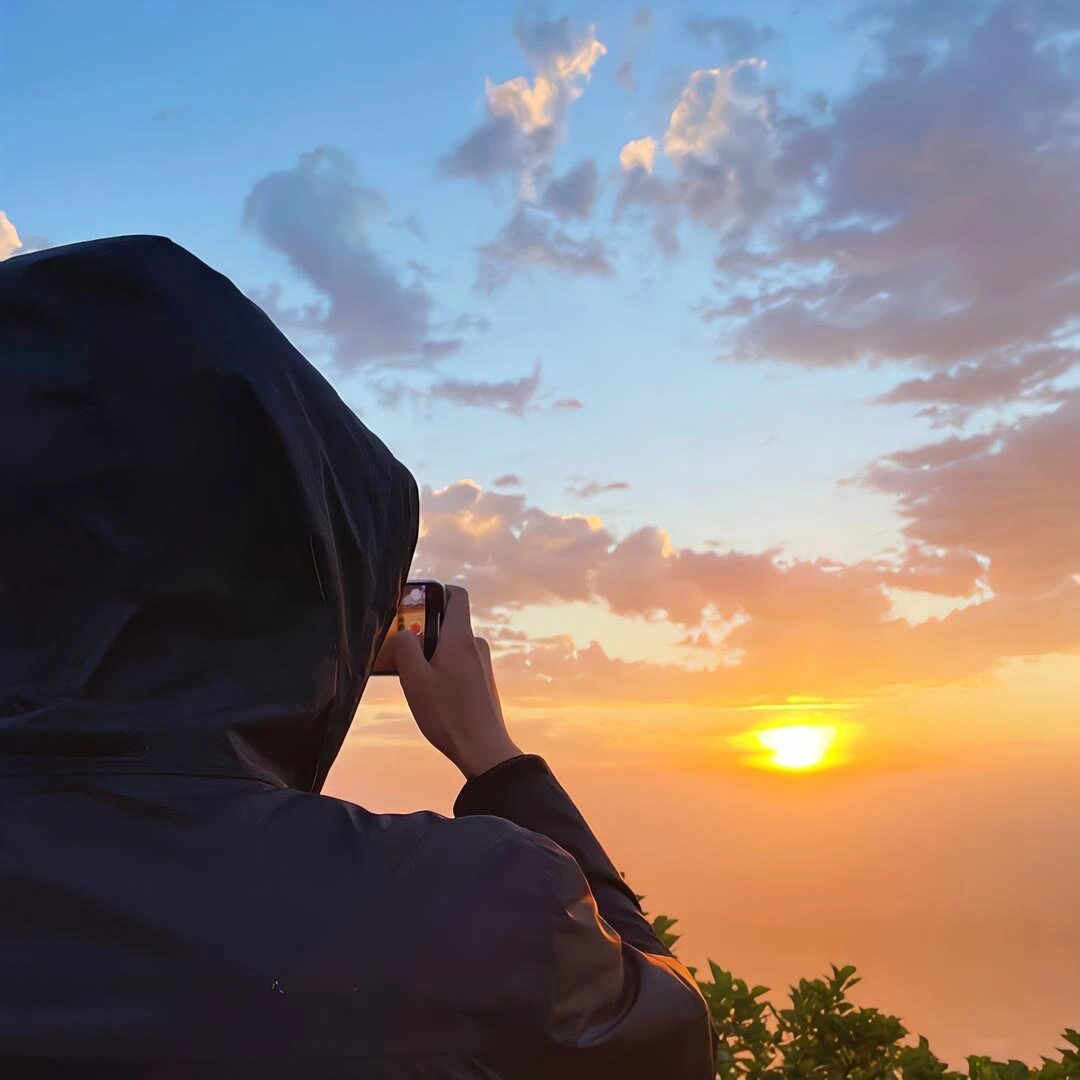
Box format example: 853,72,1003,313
0,235,419,792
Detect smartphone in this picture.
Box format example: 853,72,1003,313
372,579,446,675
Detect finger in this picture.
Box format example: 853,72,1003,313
475,636,493,683
389,626,430,688
441,584,473,640
474,637,504,720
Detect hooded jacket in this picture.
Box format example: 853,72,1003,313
0,236,716,1078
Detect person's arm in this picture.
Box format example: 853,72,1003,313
453,752,669,957
456,753,716,1078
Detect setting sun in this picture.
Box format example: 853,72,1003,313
755,725,837,769
729,723,854,772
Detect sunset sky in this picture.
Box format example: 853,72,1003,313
6,0,1080,1067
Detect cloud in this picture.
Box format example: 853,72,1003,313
371,359,554,416
410,381,1080,704
539,159,598,221
244,147,460,370
413,480,612,612
429,359,542,416
413,482,975,627
710,5,1080,388
0,212,22,260
683,15,779,60
611,3,1080,415
412,481,1079,705
368,380,422,411
875,348,1080,413
441,16,613,288
439,16,605,191
566,480,631,498
619,136,657,173
451,311,492,334
874,429,1004,470
662,61,769,159
439,114,552,183
554,397,584,410
859,393,1080,595
475,204,614,292
494,474,521,487
614,58,785,255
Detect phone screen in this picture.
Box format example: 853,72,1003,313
395,583,428,642
372,580,445,675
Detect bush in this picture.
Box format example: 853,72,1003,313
639,903,1080,1079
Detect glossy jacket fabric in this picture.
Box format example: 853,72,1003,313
0,236,716,1078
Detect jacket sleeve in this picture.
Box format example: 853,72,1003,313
454,753,717,1078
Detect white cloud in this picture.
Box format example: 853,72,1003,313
615,57,781,252
485,31,604,136
663,59,768,159
486,74,557,136
443,19,606,188
0,212,22,260
619,136,657,173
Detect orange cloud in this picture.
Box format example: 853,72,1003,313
619,136,657,173
860,392,1080,594
412,394,1080,706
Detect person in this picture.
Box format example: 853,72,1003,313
0,236,716,1078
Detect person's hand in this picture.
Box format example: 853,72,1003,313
388,584,523,779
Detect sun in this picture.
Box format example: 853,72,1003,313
730,723,844,772
754,725,837,769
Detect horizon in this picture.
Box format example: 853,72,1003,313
6,0,1080,1067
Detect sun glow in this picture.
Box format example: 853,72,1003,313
730,722,850,772
756,725,836,769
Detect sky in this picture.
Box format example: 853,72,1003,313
5,0,1080,1067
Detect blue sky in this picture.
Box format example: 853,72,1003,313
6,1,914,567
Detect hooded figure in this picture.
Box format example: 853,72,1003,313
0,236,715,1078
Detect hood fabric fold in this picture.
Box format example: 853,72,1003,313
0,235,419,791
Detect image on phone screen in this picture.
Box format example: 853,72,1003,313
396,584,426,641
373,581,442,675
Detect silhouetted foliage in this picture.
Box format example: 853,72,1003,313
633,889,1080,1080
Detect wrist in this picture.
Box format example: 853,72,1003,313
456,736,523,780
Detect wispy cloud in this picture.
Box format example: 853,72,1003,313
539,159,598,221
858,391,1080,595
429,359,543,416
704,4,1080,411
476,204,614,293
439,14,604,192
615,57,780,256
608,2,1080,424
440,14,612,289
243,146,461,370
566,480,631,498
874,348,1080,419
